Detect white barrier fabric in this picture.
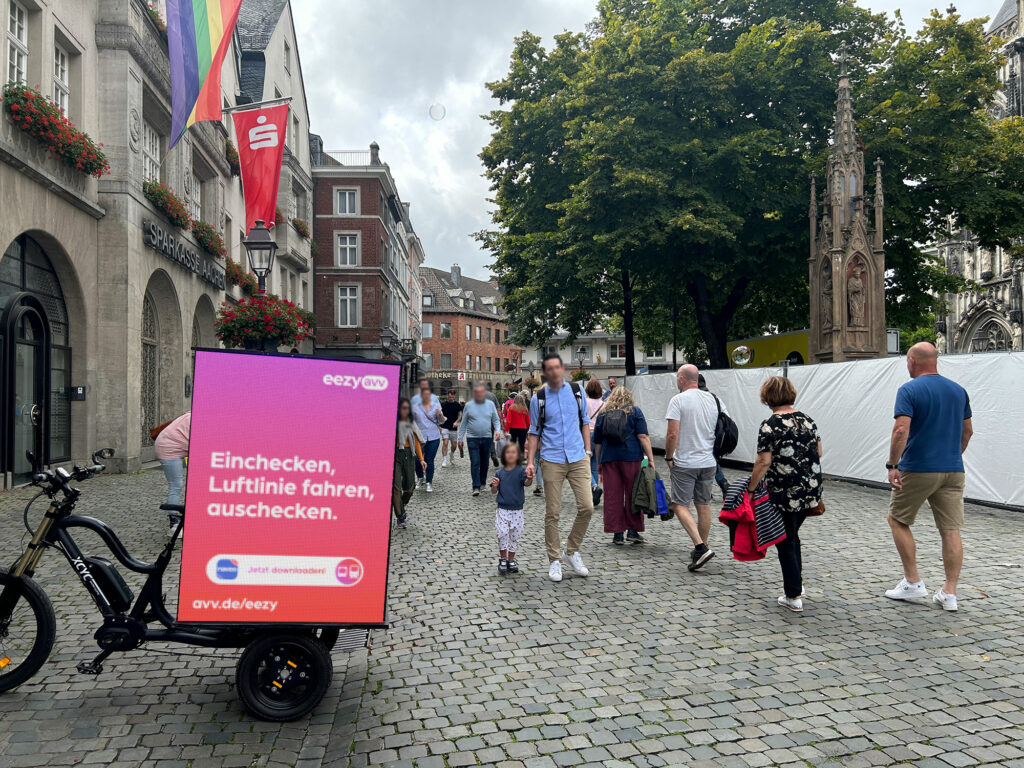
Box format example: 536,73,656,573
626,351,1024,508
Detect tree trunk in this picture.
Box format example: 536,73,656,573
621,268,637,376
685,274,751,369
671,304,678,370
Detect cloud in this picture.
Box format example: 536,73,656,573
292,0,997,281
293,0,597,281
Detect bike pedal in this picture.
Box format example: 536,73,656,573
76,661,103,675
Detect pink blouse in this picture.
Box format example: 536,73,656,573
154,412,191,460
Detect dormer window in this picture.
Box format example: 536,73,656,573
423,293,433,307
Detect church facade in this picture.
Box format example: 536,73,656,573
808,52,887,364
930,0,1024,354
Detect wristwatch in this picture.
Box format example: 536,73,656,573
585,450,592,456
885,463,898,470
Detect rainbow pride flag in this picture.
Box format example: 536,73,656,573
166,0,243,147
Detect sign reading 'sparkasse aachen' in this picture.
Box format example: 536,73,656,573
143,219,226,290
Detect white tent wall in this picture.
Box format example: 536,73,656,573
626,351,1024,509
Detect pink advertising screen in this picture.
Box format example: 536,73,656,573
177,350,399,625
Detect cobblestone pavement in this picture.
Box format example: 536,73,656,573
2,463,1024,768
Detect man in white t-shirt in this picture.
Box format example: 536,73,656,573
664,364,727,571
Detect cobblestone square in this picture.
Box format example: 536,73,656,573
1,465,1023,767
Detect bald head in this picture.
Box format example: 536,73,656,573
906,342,939,378
676,364,700,391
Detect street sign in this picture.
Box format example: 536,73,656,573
178,350,399,625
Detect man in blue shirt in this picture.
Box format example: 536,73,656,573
884,342,973,612
526,354,594,583
457,383,501,496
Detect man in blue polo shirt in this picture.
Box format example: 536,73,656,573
526,353,593,583
884,342,973,612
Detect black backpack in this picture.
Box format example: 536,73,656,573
711,393,738,459
601,408,630,445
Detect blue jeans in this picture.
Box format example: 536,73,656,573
467,437,491,489
533,450,543,489
160,458,185,505
590,452,599,488
422,439,440,483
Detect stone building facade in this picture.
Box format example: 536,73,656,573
929,0,1024,354
808,53,887,364
310,142,424,372
1,0,312,487
419,265,521,400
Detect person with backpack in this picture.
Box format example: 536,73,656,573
698,374,732,498
525,353,594,583
594,387,656,545
664,364,737,572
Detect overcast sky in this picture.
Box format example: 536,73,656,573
293,0,999,281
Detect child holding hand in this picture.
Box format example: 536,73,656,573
490,442,531,575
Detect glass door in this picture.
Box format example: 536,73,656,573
11,312,44,485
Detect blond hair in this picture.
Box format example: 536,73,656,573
600,385,635,415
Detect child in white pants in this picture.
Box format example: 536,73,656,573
490,442,531,575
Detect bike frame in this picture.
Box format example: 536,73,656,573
5,495,253,649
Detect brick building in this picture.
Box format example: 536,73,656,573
420,265,522,400
310,141,423,372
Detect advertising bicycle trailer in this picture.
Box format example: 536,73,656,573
0,350,399,720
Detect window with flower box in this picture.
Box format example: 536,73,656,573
52,43,69,114
6,1,27,84
142,121,161,182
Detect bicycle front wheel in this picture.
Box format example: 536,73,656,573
0,567,56,692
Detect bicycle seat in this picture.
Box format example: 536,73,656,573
160,504,185,514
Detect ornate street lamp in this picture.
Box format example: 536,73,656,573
576,345,587,370
243,220,278,294
380,328,397,355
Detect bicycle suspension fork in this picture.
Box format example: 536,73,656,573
1,502,60,626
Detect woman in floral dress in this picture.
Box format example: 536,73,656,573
747,376,824,612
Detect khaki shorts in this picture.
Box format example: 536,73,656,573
888,471,965,530
670,465,716,507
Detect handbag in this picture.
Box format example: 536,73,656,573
806,499,826,517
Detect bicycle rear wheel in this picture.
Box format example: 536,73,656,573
0,567,56,692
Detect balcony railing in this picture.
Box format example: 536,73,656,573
324,150,372,166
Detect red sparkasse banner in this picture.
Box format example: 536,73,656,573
177,350,399,625
232,104,289,231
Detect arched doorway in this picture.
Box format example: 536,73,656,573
1,234,72,485
139,270,183,457
187,294,218,400
140,292,160,447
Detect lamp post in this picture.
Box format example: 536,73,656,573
380,328,397,358
243,220,278,295
576,345,586,371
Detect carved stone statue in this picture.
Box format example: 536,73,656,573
935,331,947,354
964,248,975,280
821,264,833,329
847,266,866,326
1013,322,1023,351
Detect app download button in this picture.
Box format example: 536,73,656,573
206,555,365,587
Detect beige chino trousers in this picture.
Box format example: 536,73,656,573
541,457,594,563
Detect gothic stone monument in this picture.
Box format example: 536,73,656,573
809,49,887,363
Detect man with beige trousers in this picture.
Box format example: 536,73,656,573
526,353,594,583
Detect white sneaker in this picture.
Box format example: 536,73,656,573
565,551,589,577
885,577,927,601
548,561,563,582
425,482,433,493
441,456,450,468
778,595,804,612
416,478,424,489
933,589,958,612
